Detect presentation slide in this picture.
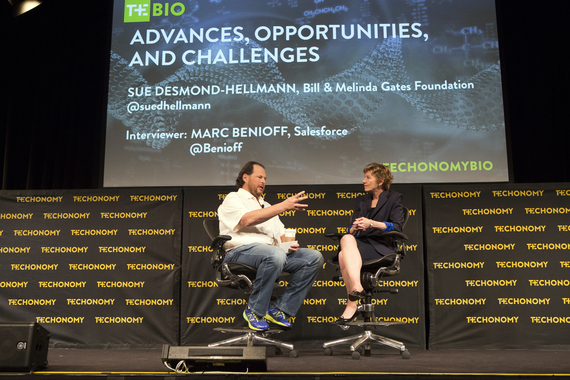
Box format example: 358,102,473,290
104,0,509,187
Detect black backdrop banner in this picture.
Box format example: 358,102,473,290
424,183,570,349
181,184,425,349
0,189,182,347
3,183,570,350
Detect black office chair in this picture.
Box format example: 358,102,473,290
322,207,411,359
202,219,299,358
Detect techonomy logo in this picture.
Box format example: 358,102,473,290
124,0,185,23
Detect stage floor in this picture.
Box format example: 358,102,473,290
2,346,568,379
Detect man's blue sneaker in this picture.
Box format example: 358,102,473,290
265,307,292,329
243,306,269,331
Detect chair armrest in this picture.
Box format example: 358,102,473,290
210,235,231,268
324,232,344,241
211,234,232,248
325,231,408,241
377,230,408,242
377,231,408,257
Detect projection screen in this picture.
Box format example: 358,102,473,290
104,0,509,186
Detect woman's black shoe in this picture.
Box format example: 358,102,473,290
348,289,366,301
335,310,359,325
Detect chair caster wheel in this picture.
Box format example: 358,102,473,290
289,350,299,358
324,348,332,356
351,351,360,360
401,349,411,359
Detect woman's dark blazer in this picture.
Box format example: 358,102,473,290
350,189,404,256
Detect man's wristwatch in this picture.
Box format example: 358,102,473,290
369,221,374,229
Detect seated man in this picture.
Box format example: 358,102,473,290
218,161,324,331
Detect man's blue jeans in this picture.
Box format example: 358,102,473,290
223,243,323,318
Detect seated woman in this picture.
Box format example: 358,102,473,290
336,163,404,324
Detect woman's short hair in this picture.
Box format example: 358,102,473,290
363,163,393,191
235,161,265,188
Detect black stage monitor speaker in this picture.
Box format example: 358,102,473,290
0,322,50,372
162,345,267,372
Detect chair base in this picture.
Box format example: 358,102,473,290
209,327,298,357
323,323,410,359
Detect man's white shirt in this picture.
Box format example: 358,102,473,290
218,188,285,251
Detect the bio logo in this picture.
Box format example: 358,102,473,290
124,0,185,23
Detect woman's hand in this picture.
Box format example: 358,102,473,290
352,217,369,231
352,217,386,231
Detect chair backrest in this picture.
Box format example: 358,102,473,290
202,218,230,269
203,218,220,241
401,206,410,230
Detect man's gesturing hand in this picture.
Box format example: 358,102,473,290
283,191,309,211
